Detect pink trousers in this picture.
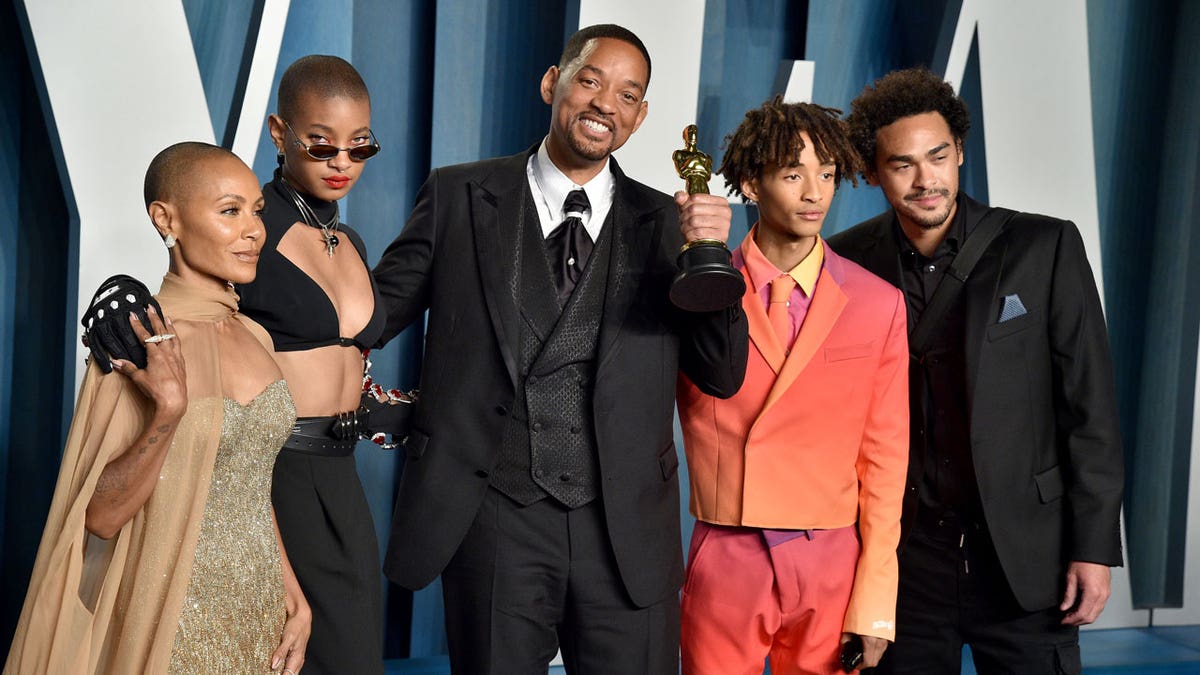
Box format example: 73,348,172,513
680,521,861,675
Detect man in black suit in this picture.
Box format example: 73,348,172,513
827,68,1123,674
372,24,747,674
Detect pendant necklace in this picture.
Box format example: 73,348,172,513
280,176,340,257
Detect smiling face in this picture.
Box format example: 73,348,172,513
150,154,266,288
540,37,649,182
269,92,373,201
868,110,964,233
742,132,837,248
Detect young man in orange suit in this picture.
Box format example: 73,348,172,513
677,98,910,675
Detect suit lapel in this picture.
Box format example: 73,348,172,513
857,213,905,291
742,267,785,373
470,149,536,387
597,162,660,367
760,266,848,415
963,233,1006,417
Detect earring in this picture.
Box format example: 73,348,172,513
164,234,176,249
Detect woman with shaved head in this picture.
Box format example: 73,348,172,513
71,55,392,672
5,142,311,674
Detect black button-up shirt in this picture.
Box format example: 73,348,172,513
896,199,983,522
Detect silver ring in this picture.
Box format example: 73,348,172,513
144,333,176,344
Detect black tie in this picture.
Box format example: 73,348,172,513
546,188,593,304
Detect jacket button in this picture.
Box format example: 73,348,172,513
559,473,572,482
495,405,508,416
475,469,489,478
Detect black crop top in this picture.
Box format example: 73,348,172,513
236,175,386,351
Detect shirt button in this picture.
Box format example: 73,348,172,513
927,264,936,272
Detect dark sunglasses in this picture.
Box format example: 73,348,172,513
284,120,381,161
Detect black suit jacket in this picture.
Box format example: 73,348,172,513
372,147,748,607
827,194,1123,611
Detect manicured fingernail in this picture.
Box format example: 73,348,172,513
147,305,157,314
271,657,281,669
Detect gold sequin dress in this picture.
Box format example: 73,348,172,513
169,379,296,672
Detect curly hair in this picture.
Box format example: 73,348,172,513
717,96,861,201
846,67,969,174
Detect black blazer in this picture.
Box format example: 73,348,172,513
372,147,748,607
827,194,1123,611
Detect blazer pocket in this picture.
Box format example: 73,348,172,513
987,308,1039,341
659,442,679,481
824,341,875,363
1034,464,1064,503
404,428,430,460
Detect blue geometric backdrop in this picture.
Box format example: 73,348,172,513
2,0,1198,663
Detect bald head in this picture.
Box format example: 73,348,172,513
277,55,370,122
143,142,241,208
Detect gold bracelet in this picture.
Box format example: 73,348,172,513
679,238,727,253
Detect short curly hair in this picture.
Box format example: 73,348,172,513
846,67,969,174
718,96,862,202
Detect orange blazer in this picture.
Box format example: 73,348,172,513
677,238,909,639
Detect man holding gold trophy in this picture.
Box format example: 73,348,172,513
372,23,748,674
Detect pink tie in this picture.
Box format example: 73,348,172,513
769,275,797,351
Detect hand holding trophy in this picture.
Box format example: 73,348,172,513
670,124,746,312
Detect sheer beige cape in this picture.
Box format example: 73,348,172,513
4,274,277,674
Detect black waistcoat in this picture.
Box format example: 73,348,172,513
489,193,613,508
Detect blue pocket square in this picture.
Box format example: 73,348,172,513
998,294,1028,322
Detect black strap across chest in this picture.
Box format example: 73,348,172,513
908,208,1017,361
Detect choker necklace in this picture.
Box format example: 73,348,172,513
279,175,340,257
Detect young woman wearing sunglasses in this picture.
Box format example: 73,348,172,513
235,54,388,674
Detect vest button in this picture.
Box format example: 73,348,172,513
534,469,545,478
532,422,543,432
559,473,572,482
528,375,538,384
570,425,581,434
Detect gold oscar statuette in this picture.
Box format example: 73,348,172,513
669,124,746,312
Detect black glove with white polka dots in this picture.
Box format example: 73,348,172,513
80,274,162,373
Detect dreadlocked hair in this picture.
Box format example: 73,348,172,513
718,96,862,202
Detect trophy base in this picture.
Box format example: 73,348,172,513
670,242,746,313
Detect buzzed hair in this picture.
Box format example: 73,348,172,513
846,67,970,173
558,24,652,88
143,141,240,208
276,55,370,122
718,96,862,201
